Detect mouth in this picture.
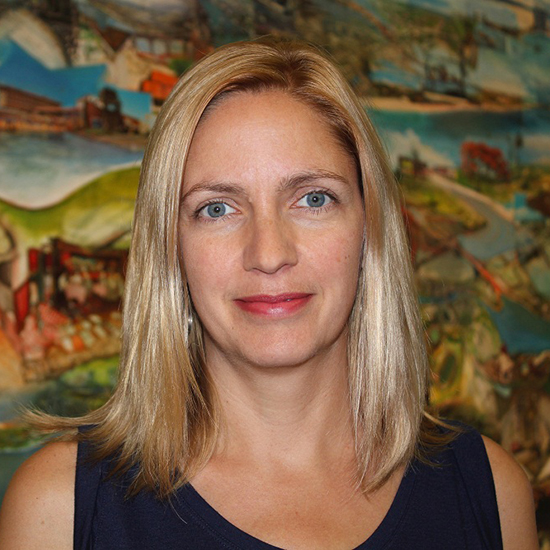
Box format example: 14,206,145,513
234,293,313,317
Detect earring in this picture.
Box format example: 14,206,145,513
184,311,193,346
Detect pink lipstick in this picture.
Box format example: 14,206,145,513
235,293,313,317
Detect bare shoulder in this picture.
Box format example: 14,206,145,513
481,435,539,550
0,440,77,550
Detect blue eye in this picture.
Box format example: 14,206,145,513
206,203,226,218
200,202,236,219
297,192,332,208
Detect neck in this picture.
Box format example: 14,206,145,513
204,337,355,469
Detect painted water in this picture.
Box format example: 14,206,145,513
369,108,550,169
0,132,142,209
487,297,550,355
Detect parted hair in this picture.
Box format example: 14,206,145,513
31,37,440,497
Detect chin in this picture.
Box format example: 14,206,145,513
202,320,348,371
234,332,343,371
239,351,318,370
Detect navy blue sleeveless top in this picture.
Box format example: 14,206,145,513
74,426,503,549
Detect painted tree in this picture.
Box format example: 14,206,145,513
379,2,444,92
295,0,389,94
461,142,510,182
443,15,478,98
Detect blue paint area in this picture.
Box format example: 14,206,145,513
485,297,550,355
456,197,534,260
0,133,142,208
0,39,151,119
74,0,135,33
368,108,550,168
371,61,424,91
0,40,82,102
53,65,109,106
199,0,254,45
396,0,451,13
0,39,106,106
503,193,545,222
111,87,152,121
386,2,550,107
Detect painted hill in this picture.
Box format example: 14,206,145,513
0,166,140,250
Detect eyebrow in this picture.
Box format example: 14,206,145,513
181,169,352,203
181,182,244,203
277,169,351,193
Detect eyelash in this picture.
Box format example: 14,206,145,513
296,189,338,215
193,189,339,222
193,199,236,223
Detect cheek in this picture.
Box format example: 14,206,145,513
308,232,363,289
180,237,213,292
180,235,238,307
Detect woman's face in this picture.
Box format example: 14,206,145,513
179,91,365,370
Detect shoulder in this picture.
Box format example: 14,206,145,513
0,441,77,550
481,435,539,550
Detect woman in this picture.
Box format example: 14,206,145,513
0,38,538,549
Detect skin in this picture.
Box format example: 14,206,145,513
0,91,539,550
179,91,365,374
179,91,378,549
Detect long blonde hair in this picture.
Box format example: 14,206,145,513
32,37,434,497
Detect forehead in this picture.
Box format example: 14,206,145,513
183,91,356,188
195,90,329,142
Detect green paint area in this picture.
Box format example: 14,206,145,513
457,165,550,204
401,174,485,230
0,425,36,449
33,355,119,418
439,353,458,386
0,356,119,503
0,167,139,248
0,355,119,451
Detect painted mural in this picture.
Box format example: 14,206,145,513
0,0,549,540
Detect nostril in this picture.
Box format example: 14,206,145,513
243,219,298,274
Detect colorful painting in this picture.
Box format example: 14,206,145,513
0,0,549,540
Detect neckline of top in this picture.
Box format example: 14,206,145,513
177,462,418,550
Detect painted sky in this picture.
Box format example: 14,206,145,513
0,39,152,120
0,133,142,209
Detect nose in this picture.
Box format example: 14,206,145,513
243,214,298,274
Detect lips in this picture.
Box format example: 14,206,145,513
234,293,313,316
